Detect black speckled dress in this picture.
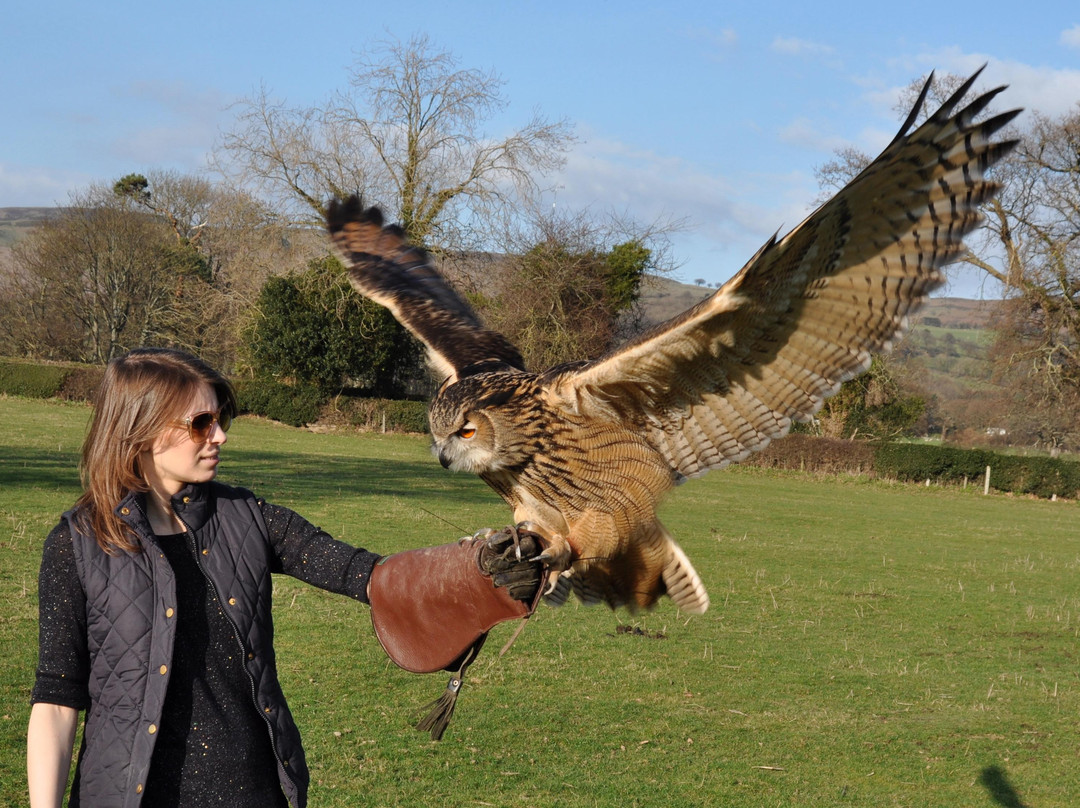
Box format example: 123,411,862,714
32,501,379,807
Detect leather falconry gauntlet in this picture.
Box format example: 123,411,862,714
367,525,546,739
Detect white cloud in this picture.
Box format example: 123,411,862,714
990,62,1080,117
886,48,1080,118
107,81,232,169
0,163,89,207
776,117,850,153
702,26,738,49
684,25,738,61
1061,24,1080,49
548,132,824,285
557,135,746,235
771,36,835,58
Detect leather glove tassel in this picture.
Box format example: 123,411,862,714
415,635,487,740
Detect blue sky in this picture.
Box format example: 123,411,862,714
3,1,1079,297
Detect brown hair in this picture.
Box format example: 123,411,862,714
73,348,237,554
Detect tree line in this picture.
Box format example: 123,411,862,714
1,41,1076,449
0,35,669,402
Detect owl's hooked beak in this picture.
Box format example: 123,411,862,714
438,448,452,469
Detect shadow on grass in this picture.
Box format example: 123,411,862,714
979,766,1029,808
0,444,500,513
219,446,498,510
0,449,81,491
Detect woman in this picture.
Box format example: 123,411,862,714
27,348,541,808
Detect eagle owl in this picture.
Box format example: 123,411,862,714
327,69,1018,614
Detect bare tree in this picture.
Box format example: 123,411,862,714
812,146,876,206
117,171,321,370
976,108,1080,451
216,34,574,250
2,174,307,370
7,186,176,363
465,203,679,370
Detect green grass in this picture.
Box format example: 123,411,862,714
2,397,1079,806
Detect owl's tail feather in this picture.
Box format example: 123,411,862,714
663,539,710,614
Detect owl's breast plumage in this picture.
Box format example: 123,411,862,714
490,415,676,527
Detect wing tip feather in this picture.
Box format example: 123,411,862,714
326,194,382,236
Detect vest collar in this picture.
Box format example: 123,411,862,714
114,482,214,540
168,482,212,532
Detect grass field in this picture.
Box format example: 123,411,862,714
2,397,1078,806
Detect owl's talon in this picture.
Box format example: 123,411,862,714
508,524,522,561
470,527,498,543
542,572,560,596
533,549,557,564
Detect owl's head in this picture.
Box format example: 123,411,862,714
428,372,540,474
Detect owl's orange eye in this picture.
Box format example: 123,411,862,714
458,426,476,439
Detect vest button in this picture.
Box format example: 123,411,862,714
159,665,168,675
248,652,255,660
136,784,143,794
264,706,272,713
201,548,209,556
120,507,130,515
228,597,237,606
182,496,191,504
165,608,175,618
148,724,157,734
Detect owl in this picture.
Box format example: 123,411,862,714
327,68,1018,614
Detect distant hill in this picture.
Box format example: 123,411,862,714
915,296,999,330
0,207,57,223
0,207,60,248
639,274,1000,333
637,277,1001,428
638,275,712,325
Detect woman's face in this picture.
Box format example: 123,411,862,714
140,384,228,498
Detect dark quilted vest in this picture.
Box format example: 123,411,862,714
67,481,308,808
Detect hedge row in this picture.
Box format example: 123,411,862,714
736,434,1079,499
873,443,1080,500
231,378,327,428
0,359,429,433
231,380,430,433
328,395,429,434
0,359,105,400
0,360,69,398
742,434,876,475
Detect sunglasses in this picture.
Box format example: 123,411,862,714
173,408,233,443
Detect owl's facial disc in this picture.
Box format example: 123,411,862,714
436,417,498,473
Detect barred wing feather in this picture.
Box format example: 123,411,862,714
554,68,1020,480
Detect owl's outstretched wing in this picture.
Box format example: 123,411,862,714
326,198,525,383
551,68,1020,479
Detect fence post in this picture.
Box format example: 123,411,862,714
983,465,991,496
